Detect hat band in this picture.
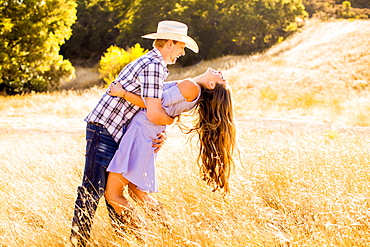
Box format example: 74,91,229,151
157,27,187,36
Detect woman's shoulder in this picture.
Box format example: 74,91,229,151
176,79,200,102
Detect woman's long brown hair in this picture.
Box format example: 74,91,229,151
187,83,236,193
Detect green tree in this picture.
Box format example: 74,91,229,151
114,0,307,66
115,0,182,49
181,0,226,64
63,0,307,67
60,0,132,65
183,0,307,64
339,1,355,18
303,0,369,19
0,0,77,95
302,0,335,17
335,0,370,8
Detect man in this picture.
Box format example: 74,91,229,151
69,20,198,246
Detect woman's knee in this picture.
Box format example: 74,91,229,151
128,184,158,206
104,189,116,203
105,174,125,201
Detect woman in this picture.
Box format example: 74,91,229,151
105,68,236,232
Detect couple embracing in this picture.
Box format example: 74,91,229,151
70,20,236,246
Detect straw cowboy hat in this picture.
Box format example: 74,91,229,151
142,20,199,53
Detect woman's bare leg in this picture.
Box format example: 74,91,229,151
105,172,146,239
105,172,132,214
128,183,159,207
128,183,169,228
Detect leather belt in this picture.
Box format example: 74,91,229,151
88,121,103,127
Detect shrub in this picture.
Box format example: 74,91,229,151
98,43,148,85
311,0,370,19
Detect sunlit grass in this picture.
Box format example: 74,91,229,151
0,88,103,118
1,19,370,246
1,122,370,246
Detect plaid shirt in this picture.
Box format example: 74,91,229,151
85,48,169,143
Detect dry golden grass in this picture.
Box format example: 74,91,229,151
1,19,370,246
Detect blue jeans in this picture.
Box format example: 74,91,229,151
71,122,126,246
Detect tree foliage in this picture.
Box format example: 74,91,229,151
60,0,130,65
0,0,77,95
191,0,306,59
114,0,307,65
336,0,370,8
303,0,370,18
62,0,309,66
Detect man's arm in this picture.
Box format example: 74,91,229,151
145,97,174,125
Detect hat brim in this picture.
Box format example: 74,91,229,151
142,33,199,53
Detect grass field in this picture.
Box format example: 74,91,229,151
1,19,370,246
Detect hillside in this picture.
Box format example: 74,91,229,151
1,20,370,131
170,19,370,126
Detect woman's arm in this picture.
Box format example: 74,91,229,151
107,82,146,108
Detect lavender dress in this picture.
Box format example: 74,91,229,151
107,82,200,193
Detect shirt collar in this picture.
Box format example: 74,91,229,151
151,48,168,70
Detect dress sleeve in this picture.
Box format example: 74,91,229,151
162,83,186,107
162,84,200,117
